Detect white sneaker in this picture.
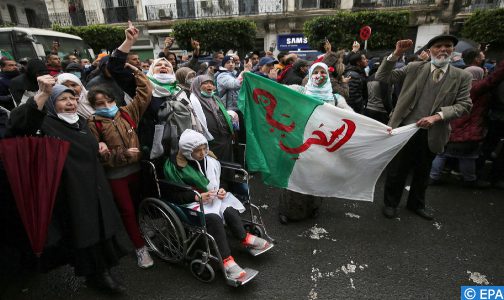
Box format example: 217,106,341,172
223,256,246,280
242,233,269,250
136,246,154,269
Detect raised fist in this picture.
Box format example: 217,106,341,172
394,39,413,57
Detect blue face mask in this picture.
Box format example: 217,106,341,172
95,105,118,118
72,72,81,79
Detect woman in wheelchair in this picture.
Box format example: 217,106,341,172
164,129,272,280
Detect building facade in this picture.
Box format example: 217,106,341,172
2,0,502,59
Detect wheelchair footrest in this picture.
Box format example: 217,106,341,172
247,243,274,257
227,268,259,287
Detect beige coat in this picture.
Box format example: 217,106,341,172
375,58,472,153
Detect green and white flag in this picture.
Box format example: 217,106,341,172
238,72,418,201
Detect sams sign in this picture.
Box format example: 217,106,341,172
277,34,310,51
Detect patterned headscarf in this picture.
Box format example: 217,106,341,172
304,62,333,102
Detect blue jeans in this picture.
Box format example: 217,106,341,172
430,153,477,181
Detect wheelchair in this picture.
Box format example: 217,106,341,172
137,159,275,287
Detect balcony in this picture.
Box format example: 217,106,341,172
353,0,435,7
49,11,101,27
459,0,503,12
296,0,341,9
145,0,285,21
101,0,137,23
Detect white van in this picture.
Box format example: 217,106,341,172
0,27,94,61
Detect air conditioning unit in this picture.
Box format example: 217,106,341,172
158,9,173,19
201,0,214,11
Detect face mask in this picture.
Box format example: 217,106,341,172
431,57,451,68
3,70,20,77
200,90,215,98
153,73,176,84
311,73,327,86
143,69,149,74
84,64,92,69
57,112,79,124
186,78,194,86
72,72,81,79
95,105,119,118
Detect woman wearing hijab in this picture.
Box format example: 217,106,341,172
175,67,196,98
56,73,94,118
163,129,272,280
139,57,200,159
189,75,234,162
280,62,353,225
290,62,353,111
7,75,126,294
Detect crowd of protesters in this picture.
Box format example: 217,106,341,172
1,21,504,294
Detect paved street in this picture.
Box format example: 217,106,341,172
1,175,503,299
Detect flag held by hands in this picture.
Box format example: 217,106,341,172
238,72,418,201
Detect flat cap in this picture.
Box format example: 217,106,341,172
426,34,458,48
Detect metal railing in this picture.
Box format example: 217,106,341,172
100,0,137,23
102,6,137,23
49,10,101,26
297,0,341,9
145,0,284,21
353,0,435,7
460,0,503,12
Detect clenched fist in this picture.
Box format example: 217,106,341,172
393,39,413,57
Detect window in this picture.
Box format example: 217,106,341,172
0,32,15,60
25,9,37,27
7,5,19,24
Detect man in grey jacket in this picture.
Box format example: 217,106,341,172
376,35,472,220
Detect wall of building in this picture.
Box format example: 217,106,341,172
1,1,32,26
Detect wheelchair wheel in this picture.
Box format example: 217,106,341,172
139,197,187,263
190,259,215,283
243,223,265,238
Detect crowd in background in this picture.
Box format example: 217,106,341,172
1,23,503,294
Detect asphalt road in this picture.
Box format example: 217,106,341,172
1,175,503,300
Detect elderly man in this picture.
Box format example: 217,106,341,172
376,35,473,220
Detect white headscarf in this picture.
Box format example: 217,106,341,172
147,57,180,98
179,129,209,161
56,73,94,118
304,62,334,102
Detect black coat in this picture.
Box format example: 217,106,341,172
9,59,48,107
6,98,122,249
344,65,368,114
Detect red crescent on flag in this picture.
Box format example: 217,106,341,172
253,88,296,132
279,119,356,154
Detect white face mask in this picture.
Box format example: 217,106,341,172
431,57,451,68
153,73,176,83
430,52,451,68
57,112,79,124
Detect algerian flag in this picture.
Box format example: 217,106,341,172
238,72,418,201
